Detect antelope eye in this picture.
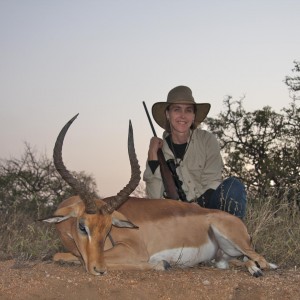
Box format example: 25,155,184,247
78,222,88,234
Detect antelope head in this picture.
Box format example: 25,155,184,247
43,114,141,275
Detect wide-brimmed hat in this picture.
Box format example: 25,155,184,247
152,86,211,130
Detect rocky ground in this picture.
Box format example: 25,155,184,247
0,260,299,300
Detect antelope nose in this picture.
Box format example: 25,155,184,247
94,266,107,275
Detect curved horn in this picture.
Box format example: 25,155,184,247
53,114,97,214
101,120,141,215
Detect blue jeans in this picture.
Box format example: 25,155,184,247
198,177,247,219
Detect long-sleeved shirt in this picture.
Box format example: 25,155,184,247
143,128,224,202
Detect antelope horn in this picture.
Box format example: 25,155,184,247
100,120,141,215
53,114,97,214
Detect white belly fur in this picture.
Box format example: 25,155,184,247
149,240,217,267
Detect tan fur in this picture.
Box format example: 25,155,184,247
47,196,277,276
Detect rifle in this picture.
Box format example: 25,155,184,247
143,101,186,201
165,159,187,201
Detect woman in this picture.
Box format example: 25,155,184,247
143,85,246,219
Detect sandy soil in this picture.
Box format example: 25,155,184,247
0,260,299,300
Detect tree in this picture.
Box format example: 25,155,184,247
0,143,98,217
285,60,300,93
205,63,299,207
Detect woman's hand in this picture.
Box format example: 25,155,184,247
148,137,163,160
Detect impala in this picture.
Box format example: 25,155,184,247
43,114,277,277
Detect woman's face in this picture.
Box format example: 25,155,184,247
166,104,195,134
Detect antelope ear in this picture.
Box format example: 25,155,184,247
42,200,85,223
39,201,84,224
39,215,72,224
112,217,139,229
111,211,139,229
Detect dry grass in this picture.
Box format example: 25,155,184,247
245,193,300,268
0,211,61,262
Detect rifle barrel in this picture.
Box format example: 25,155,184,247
142,101,157,137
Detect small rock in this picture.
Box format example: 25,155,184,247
203,280,210,286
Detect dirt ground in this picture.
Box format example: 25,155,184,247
0,260,299,300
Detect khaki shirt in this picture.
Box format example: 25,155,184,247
143,128,223,202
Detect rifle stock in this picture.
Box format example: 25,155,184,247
157,149,180,200
143,101,180,200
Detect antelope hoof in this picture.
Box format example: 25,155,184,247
250,266,263,277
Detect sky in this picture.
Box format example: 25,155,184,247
1,0,299,197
